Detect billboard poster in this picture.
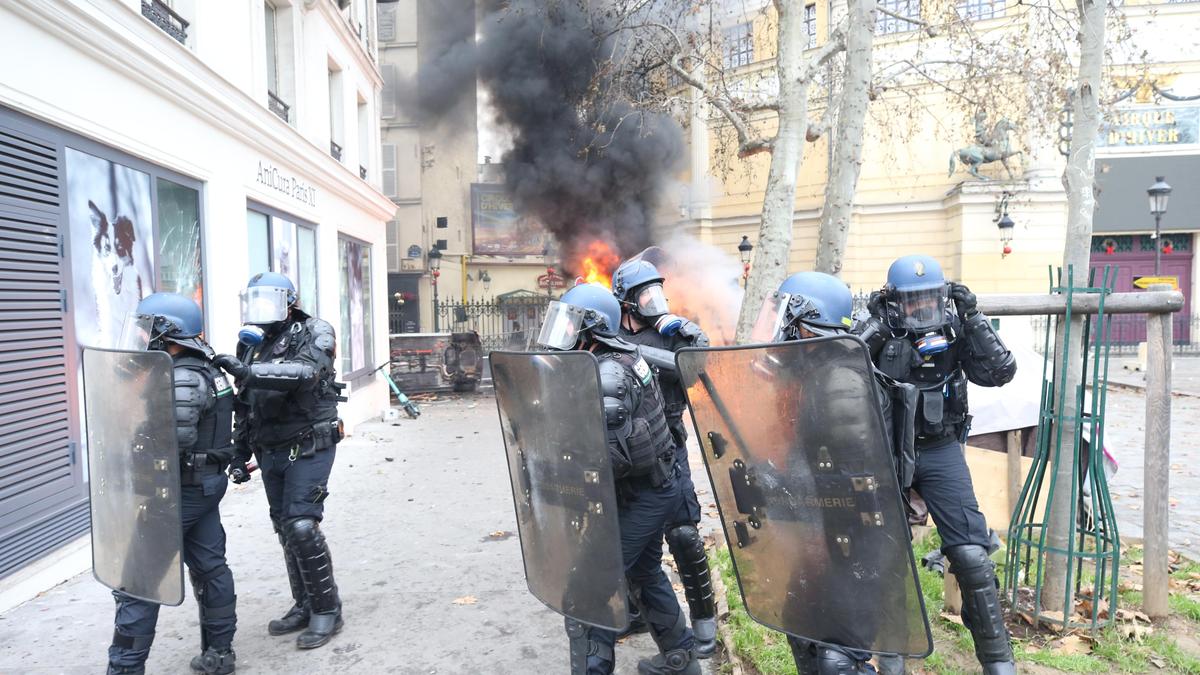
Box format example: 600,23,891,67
471,183,555,256
65,148,155,348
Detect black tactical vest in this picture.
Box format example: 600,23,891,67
619,326,689,420
600,350,675,485
175,355,235,455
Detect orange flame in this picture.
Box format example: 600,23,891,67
573,239,621,289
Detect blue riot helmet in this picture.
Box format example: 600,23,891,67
611,259,670,320
118,292,204,352
751,272,852,342
239,272,297,343
536,283,621,350
884,254,949,333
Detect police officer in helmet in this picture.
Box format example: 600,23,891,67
754,272,905,675
859,255,1017,675
537,283,700,675
108,293,238,675
610,259,717,658
212,272,346,650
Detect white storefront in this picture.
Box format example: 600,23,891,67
0,0,391,585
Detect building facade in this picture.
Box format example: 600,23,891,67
0,0,392,583
675,0,1200,319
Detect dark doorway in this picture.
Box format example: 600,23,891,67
388,273,421,334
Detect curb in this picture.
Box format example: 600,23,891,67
1096,381,1200,399
709,544,747,675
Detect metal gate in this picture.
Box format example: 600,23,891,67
0,107,89,579
434,290,551,351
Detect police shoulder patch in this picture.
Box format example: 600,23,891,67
213,373,233,397
632,356,653,385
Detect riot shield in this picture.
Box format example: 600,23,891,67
83,347,184,606
491,351,627,630
676,335,931,657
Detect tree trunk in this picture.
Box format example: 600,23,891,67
734,5,811,342
814,0,875,276
1041,0,1106,613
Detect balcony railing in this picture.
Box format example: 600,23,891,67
330,140,343,162
267,91,290,123
359,165,368,179
141,0,188,44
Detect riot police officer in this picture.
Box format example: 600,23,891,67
755,272,905,675
611,259,717,658
212,272,346,650
108,293,237,675
536,283,700,675
859,255,1017,675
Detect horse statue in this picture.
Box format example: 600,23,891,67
949,118,1022,180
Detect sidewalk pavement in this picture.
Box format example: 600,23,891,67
0,394,720,674
1107,355,1200,397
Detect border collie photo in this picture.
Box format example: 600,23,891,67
66,148,154,348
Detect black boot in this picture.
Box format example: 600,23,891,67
107,665,145,675
815,647,878,675
945,545,1016,673
189,647,236,674
269,533,310,636
637,648,700,675
285,518,342,650
665,524,718,659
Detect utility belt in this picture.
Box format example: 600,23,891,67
180,452,225,486
620,450,677,491
257,419,345,459
915,413,973,451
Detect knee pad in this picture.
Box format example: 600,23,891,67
815,646,872,675
665,524,702,555
283,517,322,551
945,544,1012,664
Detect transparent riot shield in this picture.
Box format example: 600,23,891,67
676,335,932,657
491,351,627,630
83,347,184,606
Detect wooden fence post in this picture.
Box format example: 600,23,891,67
1143,284,1174,619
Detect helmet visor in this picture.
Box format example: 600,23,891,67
240,286,291,325
896,285,947,332
535,301,586,351
635,284,670,318
117,313,155,351
750,292,789,343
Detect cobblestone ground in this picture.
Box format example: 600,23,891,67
0,394,719,674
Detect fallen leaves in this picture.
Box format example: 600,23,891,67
1054,634,1093,655
939,611,965,627
452,595,478,605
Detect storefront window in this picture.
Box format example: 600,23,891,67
247,210,270,275
156,178,204,311
246,206,318,314
339,236,373,376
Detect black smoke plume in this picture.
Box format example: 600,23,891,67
412,0,685,267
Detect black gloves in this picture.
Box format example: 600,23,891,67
867,290,887,317
213,354,247,380
949,282,978,318
228,460,252,484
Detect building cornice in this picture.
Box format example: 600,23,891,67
5,0,394,221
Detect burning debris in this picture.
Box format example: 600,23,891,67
572,239,622,288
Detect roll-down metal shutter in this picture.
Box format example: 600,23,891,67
0,111,88,578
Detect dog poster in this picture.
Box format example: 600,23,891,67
65,148,155,348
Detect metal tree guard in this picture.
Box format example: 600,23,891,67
1006,265,1121,632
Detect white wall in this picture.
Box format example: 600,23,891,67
0,0,393,428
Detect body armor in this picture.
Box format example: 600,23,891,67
597,349,675,487
173,354,235,470
234,315,343,453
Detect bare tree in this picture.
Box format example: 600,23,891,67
645,2,848,341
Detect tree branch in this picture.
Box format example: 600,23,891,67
800,27,848,82
652,22,776,157
807,102,837,142
875,4,929,29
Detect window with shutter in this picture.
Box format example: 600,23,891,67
381,64,397,119
378,3,396,42
382,144,397,197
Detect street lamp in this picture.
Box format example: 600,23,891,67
429,246,442,332
737,235,753,287
994,191,1015,258
1147,176,1172,275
